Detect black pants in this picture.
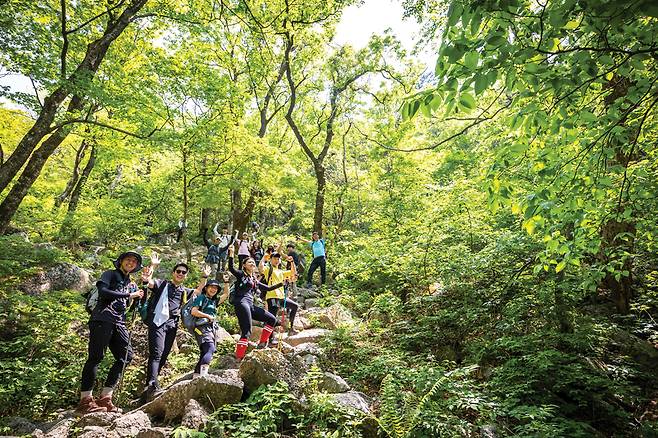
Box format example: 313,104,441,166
194,324,216,373
81,320,133,392
233,297,276,339
307,256,326,285
146,318,178,387
266,298,299,328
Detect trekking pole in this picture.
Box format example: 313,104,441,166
278,282,288,351
115,290,140,405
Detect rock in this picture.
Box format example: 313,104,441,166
7,416,38,435
319,372,350,393
19,263,92,295
284,328,329,347
293,342,323,357
250,325,263,342
301,354,319,368
293,316,312,331
79,426,119,438
239,349,307,396
330,391,372,414
214,326,235,344
214,354,241,370
609,327,658,372
42,417,76,438
181,399,209,430
136,427,174,438
481,424,497,438
113,411,151,437
76,412,122,428
296,287,315,298
304,298,319,309
306,303,354,330
141,372,243,421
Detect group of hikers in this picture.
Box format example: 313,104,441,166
75,227,328,416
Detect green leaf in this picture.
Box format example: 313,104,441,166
563,20,580,30
459,92,476,110
474,74,488,95
555,260,566,273
464,51,479,70
447,3,464,27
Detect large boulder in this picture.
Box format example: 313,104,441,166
141,370,243,421
76,412,122,429
318,372,350,393
181,399,209,430
7,416,38,435
306,303,354,330
78,426,119,438
215,326,235,344
293,342,323,357
19,263,92,295
136,427,173,438
609,327,658,372
113,411,151,437
330,391,372,414
239,349,307,396
34,417,76,438
284,328,329,347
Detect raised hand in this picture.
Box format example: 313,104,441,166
150,252,161,267
202,264,212,277
223,272,230,282
228,245,234,257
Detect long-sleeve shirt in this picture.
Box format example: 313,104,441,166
92,269,133,324
228,256,280,304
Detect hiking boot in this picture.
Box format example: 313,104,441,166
145,384,164,402
74,396,107,416
96,395,122,413
288,328,298,336
256,342,268,349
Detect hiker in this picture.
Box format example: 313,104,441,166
286,243,304,295
76,251,144,415
251,239,265,266
140,262,211,401
235,230,253,268
259,251,299,340
203,226,233,279
299,231,327,286
176,218,187,243
213,224,232,272
227,245,283,360
190,272,230,378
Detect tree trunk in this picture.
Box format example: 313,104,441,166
55,138,89,208
0,0,149,194
0,94,84,234
199,207,216,239
182,151,192,264
313,164,326,235
67,143,96,214
231,189,258,234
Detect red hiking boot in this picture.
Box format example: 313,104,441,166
96,395,122,413
74,396,107,416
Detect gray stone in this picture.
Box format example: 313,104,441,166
19,263,92,295
306,303,354,330
609,327,658,372
239,349,307,396
304,298,319,309
7,416,37,435
481,425,497,438
79,426,119,438
76,412,122,429
301,354,320,368
141,371,243,421
284,328,329,347
318,372,350,393
136,427,173,438
293,342,323,357
293,315,312,331
330,391,372,414
214,325,235,344
42,417,76,438
181,399,209,430
113,410,151,437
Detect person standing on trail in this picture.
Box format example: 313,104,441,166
76,251,144,416
140,260,211,402
235,230,253,269
214,224,232,272
227,245,282,359
259,251,299,340
286,243,304,295
299,231,327,286
203,226,233,280
190,272,230,378
176,218,187,243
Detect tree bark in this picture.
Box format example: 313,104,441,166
54,137,89,208
231,189,258,233
67,143,96,214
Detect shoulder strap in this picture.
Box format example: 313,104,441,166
266,264,274,285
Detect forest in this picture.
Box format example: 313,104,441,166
1,0,657,436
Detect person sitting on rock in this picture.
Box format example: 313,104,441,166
203,226,233,280
140,261,211,402
76,251,144,416
227,245,283,359
259,251,299,340
190,272,230,378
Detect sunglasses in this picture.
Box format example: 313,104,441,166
175,269,188,275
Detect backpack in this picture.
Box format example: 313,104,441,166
180,289,197,332
82,271,122,314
